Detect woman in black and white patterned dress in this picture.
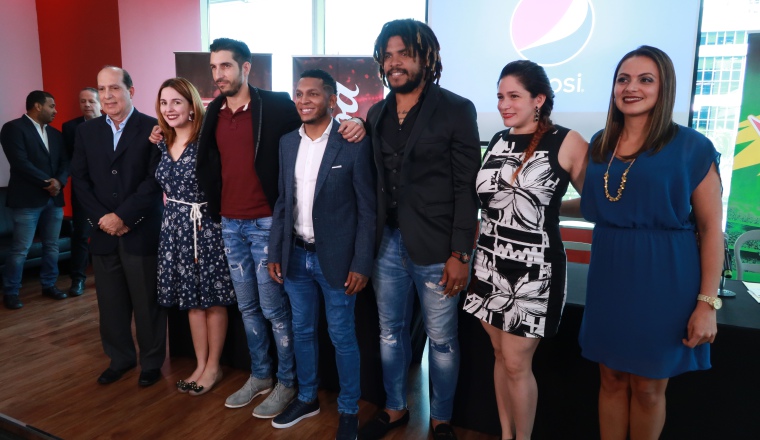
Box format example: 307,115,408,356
155,78,235,396
462,61,587,440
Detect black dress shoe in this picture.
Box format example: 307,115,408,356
358,410,410,440
97,365,135,385
68,279,85,297
138,369,162,387
431,423,457,440
3,295,23,310
41,286,67,300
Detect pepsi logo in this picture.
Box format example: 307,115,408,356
510,0,595,67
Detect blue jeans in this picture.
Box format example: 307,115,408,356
221,217,295,387
3,199,64,295
284,246,360,415
372,226,461,421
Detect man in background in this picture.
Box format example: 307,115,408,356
62,87,101,297
1,90,70,310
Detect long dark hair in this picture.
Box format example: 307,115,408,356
591,45,677,163
498,60,555,181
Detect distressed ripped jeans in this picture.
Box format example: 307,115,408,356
372,226,460,421
222,217,295,387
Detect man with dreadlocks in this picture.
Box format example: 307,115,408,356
360,19,480,440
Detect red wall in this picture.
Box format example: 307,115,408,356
35,0,123,132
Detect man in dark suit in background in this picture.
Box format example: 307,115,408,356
62,87,101,297
71,66,165,387
267,69,375,439
359,19,481,440
1,91,70,310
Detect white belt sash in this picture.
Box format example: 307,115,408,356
166,198,207,263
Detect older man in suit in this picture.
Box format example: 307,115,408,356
359,19,481,440
71,66,165,387
1,91,70,310
267,69,375,440
62,87,101,297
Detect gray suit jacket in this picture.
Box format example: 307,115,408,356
269,121,376,289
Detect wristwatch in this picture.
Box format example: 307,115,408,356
451,251,471,264
697,294,722,310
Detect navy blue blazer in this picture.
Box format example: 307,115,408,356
62,115,86,159
269,121,376,289
0,115,69,208
70,110,163,256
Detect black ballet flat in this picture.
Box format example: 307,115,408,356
176,379,195,393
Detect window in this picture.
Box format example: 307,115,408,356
208,0,425,96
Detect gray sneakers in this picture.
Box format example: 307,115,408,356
224,376,274,409
252,382,297,418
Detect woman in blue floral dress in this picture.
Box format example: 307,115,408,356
155,78,235,396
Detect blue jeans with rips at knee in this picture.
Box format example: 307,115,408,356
372,226,460,421
222,216,295,387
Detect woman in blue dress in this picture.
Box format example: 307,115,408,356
154,78,236,396
577,46,723,439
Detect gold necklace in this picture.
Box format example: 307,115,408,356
603,144,636,202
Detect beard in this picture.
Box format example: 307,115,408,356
218,70,245,97
388,68,424,94
301,107,329,125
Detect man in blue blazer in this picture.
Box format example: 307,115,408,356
1,91,70,310
267,69,375,440
71,66,165,387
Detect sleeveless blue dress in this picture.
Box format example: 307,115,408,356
579,125,719,379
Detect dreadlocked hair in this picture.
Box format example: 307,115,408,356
497,60,555,182
373,19,442,87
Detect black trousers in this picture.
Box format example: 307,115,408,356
92,240,166,371
69,191,92,281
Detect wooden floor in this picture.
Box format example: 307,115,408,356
0,270,498,440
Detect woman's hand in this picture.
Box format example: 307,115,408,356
682,301,717,348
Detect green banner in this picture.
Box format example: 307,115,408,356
726,33,760,281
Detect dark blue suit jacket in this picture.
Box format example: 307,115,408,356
269,121,376,289
70,110,163,256
0,115,69,208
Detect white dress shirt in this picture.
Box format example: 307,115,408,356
24,114,49,151
293,119,333,243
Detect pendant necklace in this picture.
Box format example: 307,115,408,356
603,141,636,202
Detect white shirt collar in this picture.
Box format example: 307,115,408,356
298,119,333,142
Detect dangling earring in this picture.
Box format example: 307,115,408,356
534,106,540,122
189,112,194,122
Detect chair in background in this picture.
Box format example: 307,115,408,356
734,229,760,281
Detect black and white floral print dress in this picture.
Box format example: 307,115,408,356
463,126,571,338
